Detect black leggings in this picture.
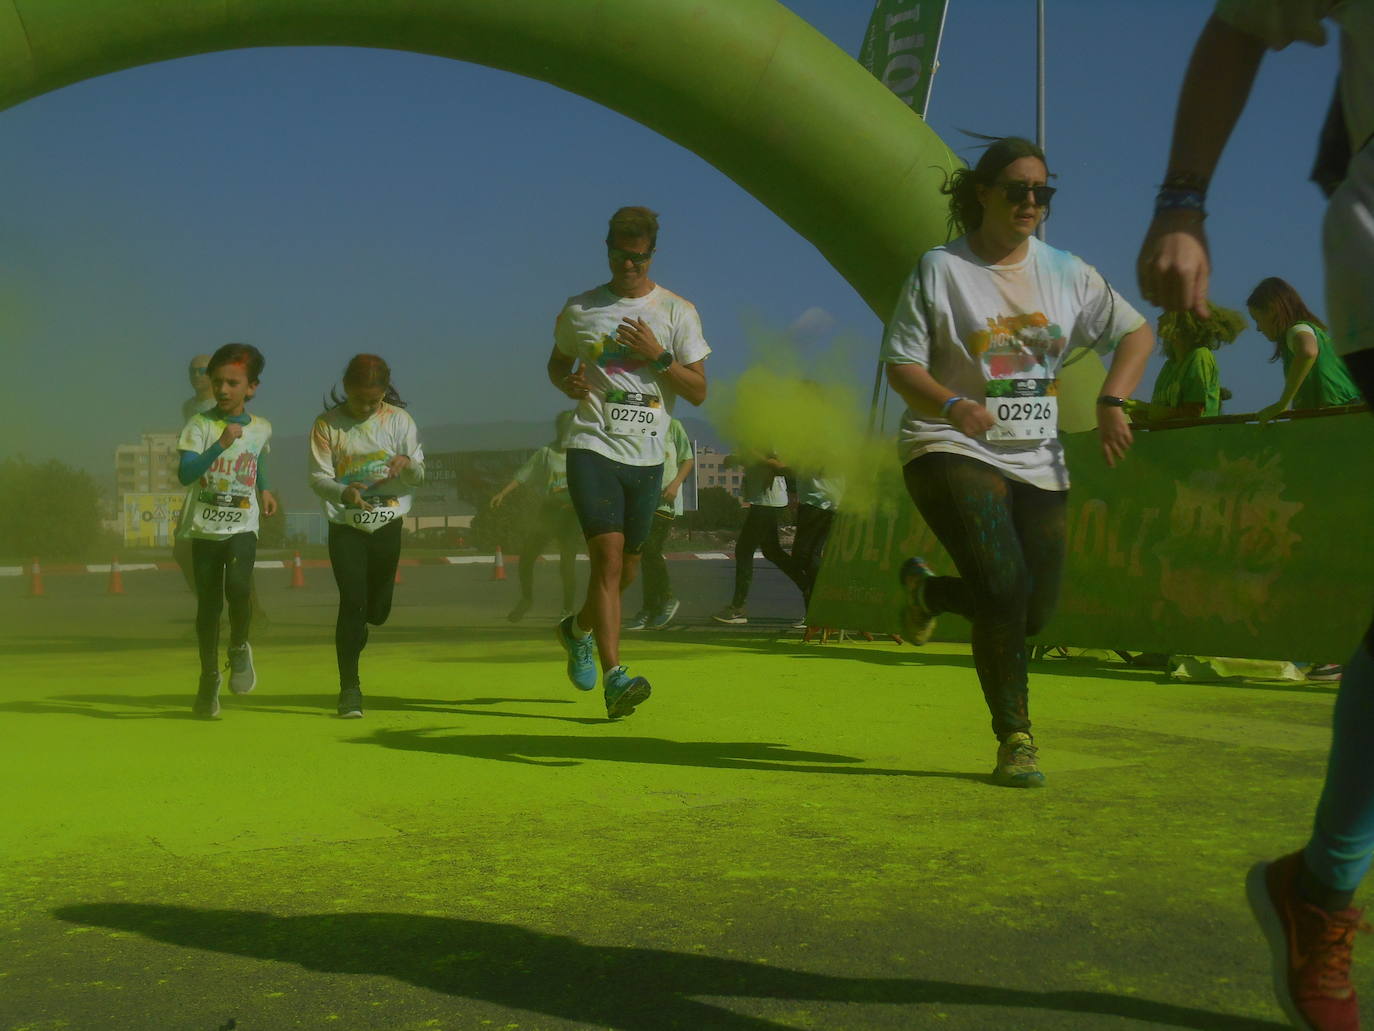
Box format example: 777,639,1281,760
639,511,676,611
730,505,805,608
791,503,835,607
328,520,402,690
902,452,1067,740
192,533,257,675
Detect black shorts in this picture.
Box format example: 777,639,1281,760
566,448,662,553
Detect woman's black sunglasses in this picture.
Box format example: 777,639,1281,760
1000,182,1057,206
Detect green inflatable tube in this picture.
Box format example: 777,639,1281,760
0,0,958,321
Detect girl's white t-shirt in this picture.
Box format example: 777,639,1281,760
309,402,426,534
177,411,272,539
880,235,1145,491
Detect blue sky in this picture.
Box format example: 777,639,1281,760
0,1,1337,484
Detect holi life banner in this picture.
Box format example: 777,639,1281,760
858,0,950,118
808,411,1374,662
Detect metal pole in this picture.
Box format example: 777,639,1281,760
1036,0,1046,241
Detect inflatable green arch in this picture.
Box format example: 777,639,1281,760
0,0,957,320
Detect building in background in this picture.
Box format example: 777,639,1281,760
116,431,180,497
693,445,742,499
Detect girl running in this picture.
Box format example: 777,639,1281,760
177,342,277,719
881,136,1154,787
1248,277,1362,424
309,354,426,718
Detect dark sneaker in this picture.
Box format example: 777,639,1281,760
507,597,532,623
226,642,256,695
992,731,1046,787
556,615,597,691
712,605,747,625
1308,664,1345,682
192,672,221,720
336,687,364,719
624,608,651,631
1248,851,1368,1031
898,557,937,646
648,598,681,630
604,665,651,719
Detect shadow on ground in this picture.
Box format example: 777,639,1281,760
52,903,1285,1031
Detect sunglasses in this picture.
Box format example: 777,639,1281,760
607,245,654,266
999,182,1057,206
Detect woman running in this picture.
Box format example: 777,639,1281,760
881,136,1153,787
177,342,277,719
1248,277,1362,424
309,354,425,718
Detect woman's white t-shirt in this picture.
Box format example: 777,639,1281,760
880,235,1145,491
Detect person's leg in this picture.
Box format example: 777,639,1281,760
223,532,257,648
581,459,658,673
173,536,196,592
517,514,555,605
328,522,371,692
560,449,623,691
639,512,673,612
791,503,832,607
557,505,581,614
902,453,1035,741
1007,479,1069,640
364,520,402,627
729,507,766,610
191,538,226,676
755,505,807,597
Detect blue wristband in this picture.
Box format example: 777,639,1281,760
1154,188,1206,218
941,395,970,417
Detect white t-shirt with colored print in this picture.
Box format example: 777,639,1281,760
554,283,711,468
309,402,426,534
177,411,272,539
880,235,1145,491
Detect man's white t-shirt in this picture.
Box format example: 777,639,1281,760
880,235,1145,491
308,402,426,534
554,283,711,468
177,411,272,539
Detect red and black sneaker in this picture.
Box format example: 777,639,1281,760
1247,851,1369,1031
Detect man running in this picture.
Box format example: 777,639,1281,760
548,206,710,718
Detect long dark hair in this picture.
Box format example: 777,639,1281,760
1246,277,1327,362
941,135,1051,237
325,353,407,411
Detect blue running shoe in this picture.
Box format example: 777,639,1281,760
556,615,598,691
604,665,651,719
898,556,938,646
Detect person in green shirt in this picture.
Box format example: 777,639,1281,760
1137,303,1243,426
625,418,694,631
1248,277,1361,424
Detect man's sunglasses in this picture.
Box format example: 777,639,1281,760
1000,182,1057,206
607,245,654,266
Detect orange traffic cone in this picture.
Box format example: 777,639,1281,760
27,557,44,598
394,563,404,585
490,545,507,581
289,551,305,588
107,556,125,595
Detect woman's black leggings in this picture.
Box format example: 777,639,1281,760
730,505,805,608
902,452,1067,740
192,533,257,675
328,520,402,690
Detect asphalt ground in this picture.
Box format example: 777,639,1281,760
0,557,1354,1030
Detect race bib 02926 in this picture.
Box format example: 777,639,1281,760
984,378,1058,442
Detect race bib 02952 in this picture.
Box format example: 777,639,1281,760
984,378,1058,442
604,390,663,438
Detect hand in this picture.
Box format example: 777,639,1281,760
384,455,410,479
560,369,592,400
260,490,279,518
1257,402,1287,426
490,490,509,509
217,423,244,448
1137,211,1211,317
661,483,680,505
341,484,373,510
948,399,995,439
1097,406,1134,467
616,317,664,362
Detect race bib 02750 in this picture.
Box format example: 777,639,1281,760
604,390,663,438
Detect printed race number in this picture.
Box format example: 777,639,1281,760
199,506,245,524
348,507,399,529
984,378,1058,442
605,391,663,438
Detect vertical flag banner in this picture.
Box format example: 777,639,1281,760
858,0,950,117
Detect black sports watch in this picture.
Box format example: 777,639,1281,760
1096,395,1128,408
653,351,675,373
